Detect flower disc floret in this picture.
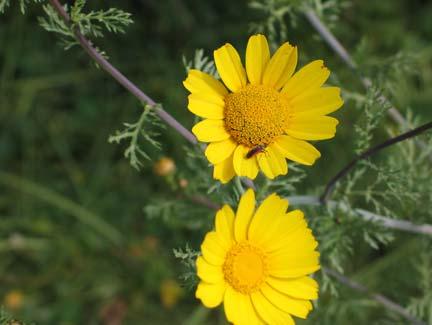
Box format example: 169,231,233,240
224,84,287,147
222,242,268,294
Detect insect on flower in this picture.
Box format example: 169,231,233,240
183,34,343,183
246,145,266,159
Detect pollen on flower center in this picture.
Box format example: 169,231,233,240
224,84,288,148
223,242,268,294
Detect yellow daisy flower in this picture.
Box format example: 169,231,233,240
184,34,343,183
195,189,320,324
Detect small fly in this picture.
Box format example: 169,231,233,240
246,145,266,159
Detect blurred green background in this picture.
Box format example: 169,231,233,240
1,0,432,324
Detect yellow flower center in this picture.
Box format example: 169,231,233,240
224,84,288,147
223,242,268,294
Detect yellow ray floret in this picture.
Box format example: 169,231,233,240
183,34,343,183
195,189,320,325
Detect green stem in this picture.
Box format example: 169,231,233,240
234,177,245,195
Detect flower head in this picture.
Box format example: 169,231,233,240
184,34,343,183
195,189,320,324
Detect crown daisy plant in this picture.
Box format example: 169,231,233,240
183,34,343,183
195,189,320,324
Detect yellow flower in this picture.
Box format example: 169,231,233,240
195,189,320,324
184,34,343,183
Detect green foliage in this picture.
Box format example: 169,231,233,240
408,240,432,324
173,245,200,290
310,205,363,276
38,4,74,48
0,308,27,325
308,0,349,27
353,85,390,154
143,197,211,231
249,0,300,47
2,0,432,324
183,49,218,78
108,104,164,171
356,45,420,88
256,163,306,199
70,0,133,37
183,145,220,195
0,0,43,14
249,0,347,46
39,0,132,50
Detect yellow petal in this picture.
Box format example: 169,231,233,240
214,43,247,92
260,282,312,319
271,228,318,256
224,286,263,325
215,205,235,246
188,93,225,119
248,193,288,244
289,87,343,116
196,256,224,283
273,135,321,166
268,251,320,278
266,276,319,300
251,210,306,254
251,291,295,325
192,119,231,142
263,210,308,252
183,69,228,97
257,145,288,179
234,189,256,242
258,212,314,256
196,281,226,308
223,286,238,324
201,231,228,266
233,145,259,179
286,116,339,140
246,34,270,85
213,155,236,184
205,138,237,164
281,60,330,98
262,43,297,90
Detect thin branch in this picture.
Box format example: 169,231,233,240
48,0,197,145
354,208,432,236
187,195,221,211
47,0,258,190
305,9,432,162
322,267,427,325
241,177,256,190
186,192,432,236
320,121,432,202
303,9,408,127
288,195,432,236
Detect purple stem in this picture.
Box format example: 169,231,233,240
47,0,259,190
48,0,197,145
323,267,426,325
